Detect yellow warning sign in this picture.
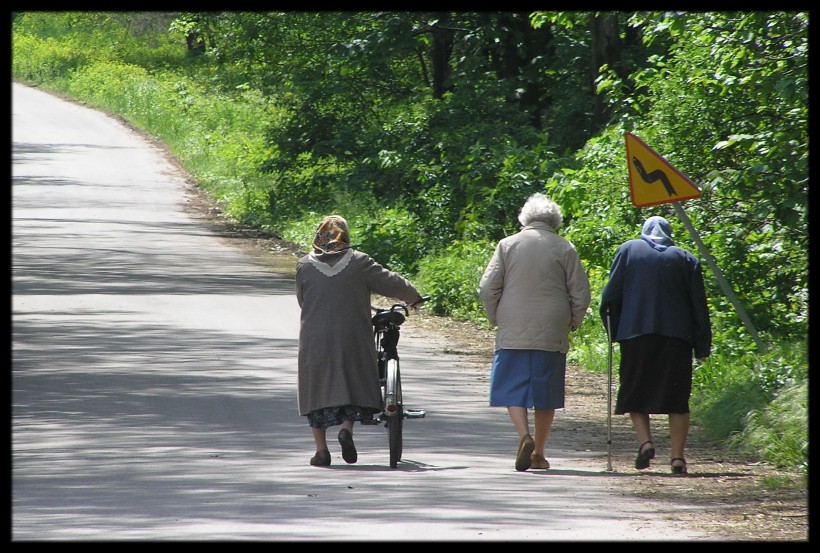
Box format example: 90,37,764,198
625,132,701,207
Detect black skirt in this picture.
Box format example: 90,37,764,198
614,334,693,415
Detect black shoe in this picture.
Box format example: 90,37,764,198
310,449,331,467
671,457,688,474
338,428,358,464
635,440,655,470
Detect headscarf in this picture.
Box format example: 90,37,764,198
312,215,351,254
640,216,674,251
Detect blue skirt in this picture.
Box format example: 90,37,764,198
489,349,566,410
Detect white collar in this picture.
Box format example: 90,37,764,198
308,248,353,277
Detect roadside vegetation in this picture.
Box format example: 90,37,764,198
12,11,807,482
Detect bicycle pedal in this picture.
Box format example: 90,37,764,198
404,409,426,419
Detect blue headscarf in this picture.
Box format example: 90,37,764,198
640,216,674,251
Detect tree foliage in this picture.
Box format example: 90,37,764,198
577,11,808,338
12,10,807,341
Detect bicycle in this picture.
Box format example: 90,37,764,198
361,296,429,468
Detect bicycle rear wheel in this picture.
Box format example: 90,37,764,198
384,359,403,468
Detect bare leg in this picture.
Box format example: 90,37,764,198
629,412,652,447
341,419,354,435
630,412,655,469
533,409,555,455
669,412,690,460
509,405,534,471
311,426,328,452
507,406,530,438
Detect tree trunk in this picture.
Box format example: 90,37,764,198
186,31,205,56
489,13,552,129
590,12,622,128
429,16,454,100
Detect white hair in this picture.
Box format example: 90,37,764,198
518,193,562,229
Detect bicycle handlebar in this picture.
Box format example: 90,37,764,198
408,296,430,309
372,296,430,313
372,296,430,330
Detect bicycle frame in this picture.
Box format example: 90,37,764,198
369,297,428,468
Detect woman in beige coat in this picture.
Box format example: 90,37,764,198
479,193,591,471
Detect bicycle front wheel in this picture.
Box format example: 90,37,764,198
384,359,403,468
388,405,403,468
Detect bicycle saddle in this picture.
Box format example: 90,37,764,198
372,310,406,329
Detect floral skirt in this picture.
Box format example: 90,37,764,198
306,405,382,429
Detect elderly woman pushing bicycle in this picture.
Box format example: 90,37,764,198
295,215,423,467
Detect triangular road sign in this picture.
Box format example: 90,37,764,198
625,132,701,207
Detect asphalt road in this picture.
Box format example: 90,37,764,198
11,81,707,542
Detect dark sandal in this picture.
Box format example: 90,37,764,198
671,457,688,474
635,440,655,470
310,448,331,467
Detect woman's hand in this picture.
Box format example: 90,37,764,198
409,296,429,312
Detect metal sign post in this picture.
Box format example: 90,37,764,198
671,202,764,350
605,310,614,472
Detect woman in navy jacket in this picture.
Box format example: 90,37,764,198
600,216,711,474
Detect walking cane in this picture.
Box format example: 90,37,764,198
605,307,614,472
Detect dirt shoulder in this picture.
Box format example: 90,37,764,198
174,162,808,542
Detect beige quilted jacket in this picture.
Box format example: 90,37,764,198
479,222,591,354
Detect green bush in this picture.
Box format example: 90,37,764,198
416,239,496,322
12,33,85,84
355,206,426,276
